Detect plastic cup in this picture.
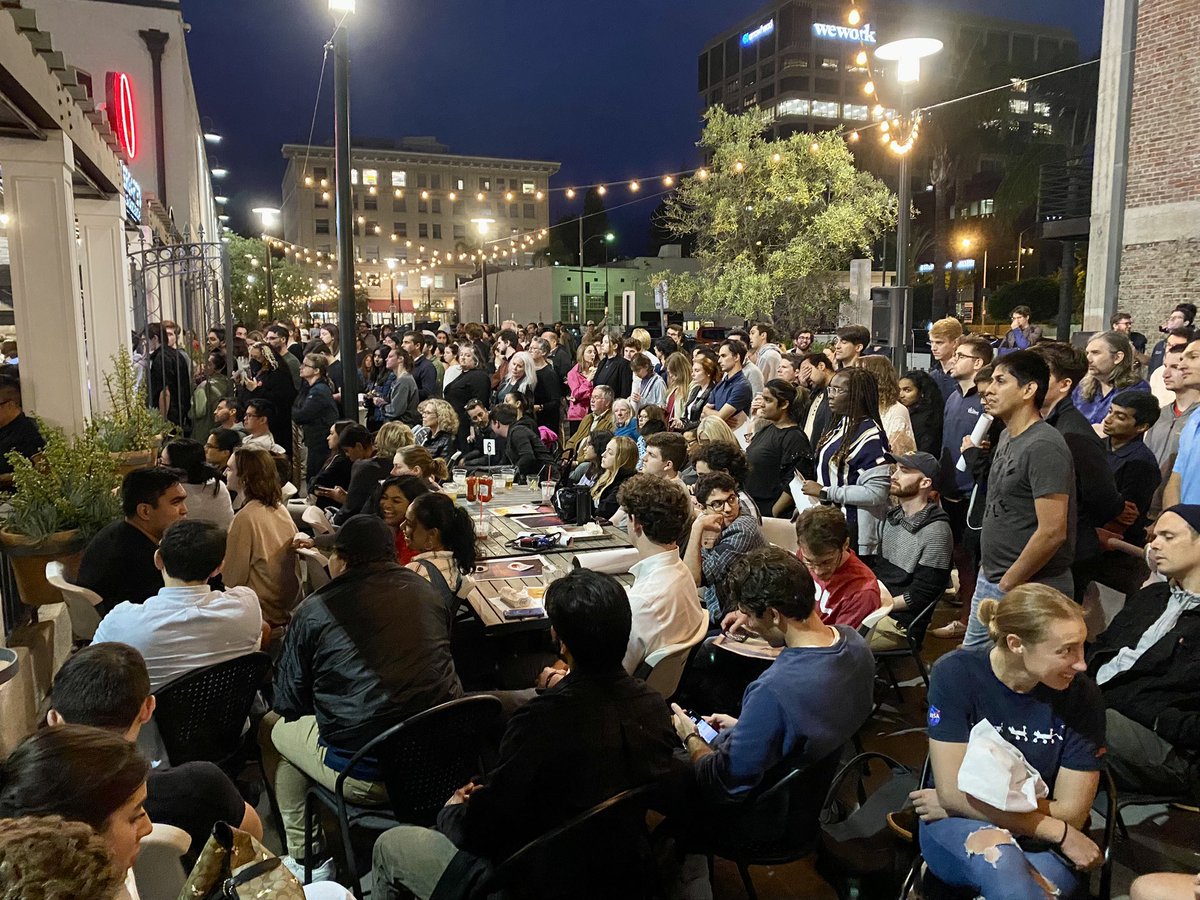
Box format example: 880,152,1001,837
499,466,515,492
453,468,467,486
541,481,556,505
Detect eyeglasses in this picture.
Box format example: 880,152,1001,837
704,495,738,513
826,385,847,396
952,352,979,362
244,413,262,420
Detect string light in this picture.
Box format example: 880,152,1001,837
566,188,576,199
629,180,640,192
662,175,674,187
848,7,861,25
596,185,607,195
733,160,745,173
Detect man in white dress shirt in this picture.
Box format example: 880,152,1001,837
92,519,265,692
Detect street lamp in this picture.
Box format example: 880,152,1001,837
329,0,357,418
1016,227,1036,281
961,237,989,325
385,258,398,326
875,35,942,358
471,216,495,324
579,231,615,325
252,207,280,321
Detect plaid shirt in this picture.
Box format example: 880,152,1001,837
701,514,767,621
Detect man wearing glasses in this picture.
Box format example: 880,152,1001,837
0,376,44,488
684,472,767,623
239,400,286,455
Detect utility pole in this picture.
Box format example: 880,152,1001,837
331,10,358,418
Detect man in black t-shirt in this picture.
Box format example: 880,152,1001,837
0,376,44,486
47,643,258,861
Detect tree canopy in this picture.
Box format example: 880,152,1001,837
650,107,894,322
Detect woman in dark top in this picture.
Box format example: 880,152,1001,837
569,430,614,487
900,369,946,457
309,419,356,505
592,329,633,401
745,380,814,517
237,342,297,457
443,345,491,451
590,435,638,521
915,585,1104,898
416,399,459,464
292,353,340,482
681,356,718,433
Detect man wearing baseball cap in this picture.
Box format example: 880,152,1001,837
1087,503,1200,806
866,452,954,651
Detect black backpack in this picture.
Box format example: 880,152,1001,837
553,483,595,525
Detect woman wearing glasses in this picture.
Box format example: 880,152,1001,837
799,367,890,557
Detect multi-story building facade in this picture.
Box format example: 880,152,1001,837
281,138,559,322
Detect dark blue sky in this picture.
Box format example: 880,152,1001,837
186,0,1103,250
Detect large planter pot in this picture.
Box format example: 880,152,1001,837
0,529,85,607
112,448,157,479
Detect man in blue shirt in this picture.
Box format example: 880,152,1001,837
1164,339,1200,507
671,546,874,798
703,339,752,424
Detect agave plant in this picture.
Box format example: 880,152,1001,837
3,421,121,543
94,347,174,453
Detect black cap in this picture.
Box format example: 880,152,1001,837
332,514,396,559
884,451,940,480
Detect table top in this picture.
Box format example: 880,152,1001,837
463,550,636,636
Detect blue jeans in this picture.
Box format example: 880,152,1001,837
963,571,1074,648
921,817,1081,900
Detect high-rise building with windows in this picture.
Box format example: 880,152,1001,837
281,138,558,322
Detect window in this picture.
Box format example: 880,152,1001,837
434,275,445,289
759,84,775,101
509,203,519,218
455,177,465,190
363,169,378,186
431,199,441,214
742,94,757,109
453,201,464,216
418,199,428,214
365,245,380,261
496,178,506,190
820,57,839,70
315,219,330,234
419,223,429,238
432,224,442,239
431,174,441,189
417,174,427,188
843,103,869,121
498,204,507,218
779,76,810,93
364,194,378,210
396,197,407,212
872,107,897,121
453,224,466,239
523,203,535,219
314,166,328,180
479,177,491,191
396,273,408,288
814,78,838,94
1009,99,1030,114
522,180,535,194
392,170,407,187
980,199,995,215
812,100,839,118
1034,102,1052,117
781,53,809,71
318,243,330,254
351,169,359,185
776,97,809,117
315,194,329,209
394,222,407,237
366,221,379,235
760,61,775,78
1033,122,1054,136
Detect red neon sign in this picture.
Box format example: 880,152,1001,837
104,72,138,160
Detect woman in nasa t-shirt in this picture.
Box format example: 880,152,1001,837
914,584,1106,898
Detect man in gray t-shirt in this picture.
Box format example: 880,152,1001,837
965,351,1076,647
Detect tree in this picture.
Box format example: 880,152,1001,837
651,107,893,321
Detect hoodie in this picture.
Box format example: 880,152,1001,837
755,342,784,383
866,502,953,640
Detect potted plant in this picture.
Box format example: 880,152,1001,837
0,422,121,607
95,348,173,474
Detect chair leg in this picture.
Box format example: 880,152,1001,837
884,659,904,704
303,792,315,883
1115,806,1129,841
736,860,758,900
1098,857,1113,900
334,796,364,899
911,647,930,689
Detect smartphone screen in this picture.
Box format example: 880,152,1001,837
690,716,719,744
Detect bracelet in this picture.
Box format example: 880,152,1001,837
684,732,707,749
1055,819,1069,846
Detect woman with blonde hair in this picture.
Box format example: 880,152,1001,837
856,355,915,454
663,351,693,430
496,350,536,409
590,435,638,521
913,584,1103,899
238,339,297,457
416,398,459,463
224,446,299,627
393,444,449,487
375,420,415,459
695,415,738,447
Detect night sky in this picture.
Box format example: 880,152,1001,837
185,0,1104,252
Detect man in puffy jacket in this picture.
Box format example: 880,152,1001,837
490,403,554,477
266,515,462,881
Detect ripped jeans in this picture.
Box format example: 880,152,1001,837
921,817,1081,900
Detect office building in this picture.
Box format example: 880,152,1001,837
281,139,559,322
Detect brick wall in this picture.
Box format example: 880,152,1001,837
1124,0,1200,210
1118,239,1200,324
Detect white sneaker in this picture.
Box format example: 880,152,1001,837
280,854,336,885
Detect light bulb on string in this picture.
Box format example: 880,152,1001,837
566,188,576,199
864,81,875,95
629,180,640,192
696,168,709,180
597,185,607,195
663,175,674,187
848,7,861,25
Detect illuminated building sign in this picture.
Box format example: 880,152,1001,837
741,19,774,46
122,163,142,225
104,72,138,160
812,21,877,44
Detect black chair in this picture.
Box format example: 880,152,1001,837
898,760,1118,900
482,782,664,899
678,747,844,900
152,652,272,768
873,597,941,704
303,695,503,898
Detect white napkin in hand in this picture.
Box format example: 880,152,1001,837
957,718,1049,812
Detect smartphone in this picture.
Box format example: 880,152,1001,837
503,607,545,620
689,715,719,745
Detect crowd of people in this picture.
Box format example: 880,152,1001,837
2,304,1200,899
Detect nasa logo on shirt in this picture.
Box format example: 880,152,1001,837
928,706,941,726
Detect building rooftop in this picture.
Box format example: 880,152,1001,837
280,140,560,173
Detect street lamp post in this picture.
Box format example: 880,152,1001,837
385,258,398,327
962,238,989,326
471,216,495,325
875,36,942,360
579,231,614,325
252,207,280,322
330,0,358,418
1016,227,1035,281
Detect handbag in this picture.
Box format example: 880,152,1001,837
180,821,306,899
552,483,595,525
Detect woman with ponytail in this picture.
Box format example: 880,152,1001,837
392,444,449,488
402,492,477,613
161,437,234,527
745,379,814,517
913,584,1105,898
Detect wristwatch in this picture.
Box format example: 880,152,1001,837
685,732,707,750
